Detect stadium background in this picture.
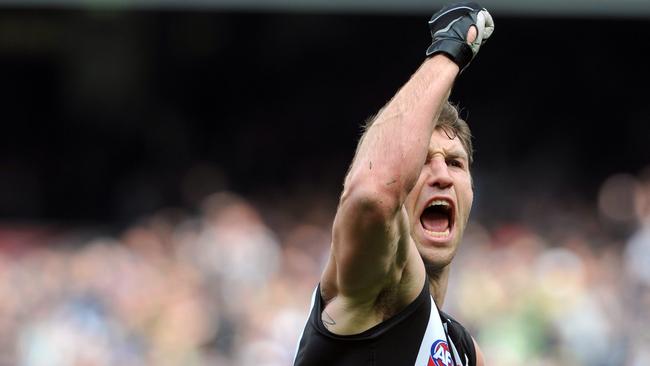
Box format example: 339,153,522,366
1,0,650,364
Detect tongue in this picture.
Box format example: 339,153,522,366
421,210,449,232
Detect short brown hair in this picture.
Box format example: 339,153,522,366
436,101,474,165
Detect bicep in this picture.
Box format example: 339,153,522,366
331,189,411,301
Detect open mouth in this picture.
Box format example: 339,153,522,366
420,199,455,238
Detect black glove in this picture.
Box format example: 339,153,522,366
426,2,494,72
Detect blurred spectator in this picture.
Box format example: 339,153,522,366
624,167,650,366
0,176,646,365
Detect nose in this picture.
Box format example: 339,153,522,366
425,155,453,189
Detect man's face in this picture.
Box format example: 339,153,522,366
404,128,474,271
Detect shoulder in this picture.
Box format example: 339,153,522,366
439,310,484,366
439,310,473,345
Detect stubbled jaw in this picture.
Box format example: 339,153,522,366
419,198,455,242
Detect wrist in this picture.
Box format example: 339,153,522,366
423,54,461,77
426,38,474,72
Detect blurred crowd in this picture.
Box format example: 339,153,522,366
0,167,649,366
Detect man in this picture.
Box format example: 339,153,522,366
294,3,494,365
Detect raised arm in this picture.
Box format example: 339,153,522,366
333,55,459,297
321,3,494,334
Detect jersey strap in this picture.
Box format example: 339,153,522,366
412,296,455,366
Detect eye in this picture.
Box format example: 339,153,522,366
447,158,464,169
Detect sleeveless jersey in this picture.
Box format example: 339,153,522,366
293,281,476,366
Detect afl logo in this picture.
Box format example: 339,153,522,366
428,340,452,366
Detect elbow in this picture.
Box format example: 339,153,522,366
339,178,402,224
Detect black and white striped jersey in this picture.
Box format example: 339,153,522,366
293,281,476,366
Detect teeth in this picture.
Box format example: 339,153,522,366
423,228,450,237
428,200,450,208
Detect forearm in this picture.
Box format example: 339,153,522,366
343,55,459,208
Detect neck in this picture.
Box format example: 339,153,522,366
426,265,450,307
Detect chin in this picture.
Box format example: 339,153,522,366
420,247,455,271
415,238,455,268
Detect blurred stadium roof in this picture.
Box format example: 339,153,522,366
2,0,650,17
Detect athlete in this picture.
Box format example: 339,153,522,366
294,3,494,366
